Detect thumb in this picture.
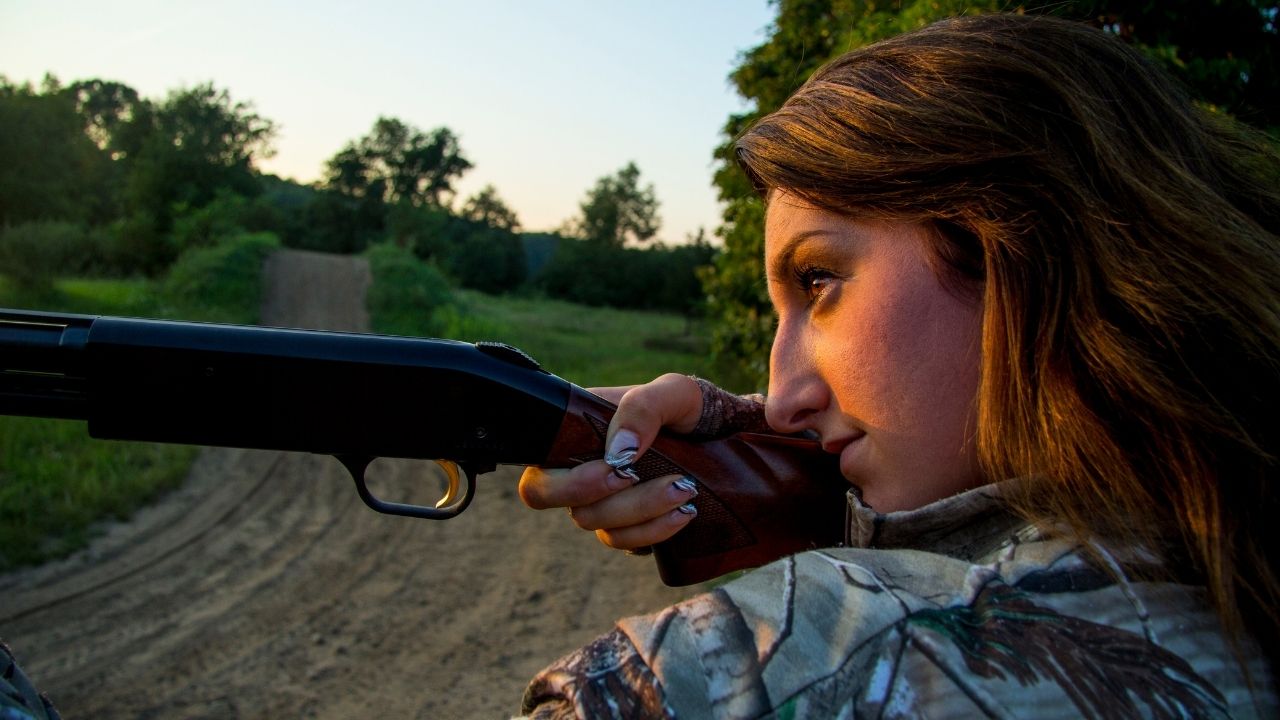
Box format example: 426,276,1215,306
603,373,703,467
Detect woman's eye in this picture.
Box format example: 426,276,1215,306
794,265,837,304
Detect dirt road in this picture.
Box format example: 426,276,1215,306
0,249,697,719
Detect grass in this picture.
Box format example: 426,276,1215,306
362,241,714,388
0,275,164,317
434,291,712,388
1,250,714,571
0,237,272,572
0,416,197,568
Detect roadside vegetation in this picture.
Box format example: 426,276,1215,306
0,232,275,571
1,239,709,571
5,0,1272,570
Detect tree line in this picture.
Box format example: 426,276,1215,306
703,0,1280,388
0,76,712,315
9,0,1270,383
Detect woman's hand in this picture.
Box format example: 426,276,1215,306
518,373,704,551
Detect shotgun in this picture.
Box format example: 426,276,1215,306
0,308,848,585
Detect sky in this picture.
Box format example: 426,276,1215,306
1,1,777,243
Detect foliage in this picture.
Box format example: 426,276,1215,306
390,203,527,293
0,415,197,571
704,0,1280,389
255,173,319,248
459,184,521,232
121,83,275,269
160,231,280,323
439,223,527,294
1053,0,1279,131
364,241,454,337
298,188,385,254
323,117,472,208
0,80,115,227
536,234,716,314
431,290,712,388
170,190,252,251
0,76,275,276
0,261,274,572
0,221,102,295
65,78,147,160
571,162,662,246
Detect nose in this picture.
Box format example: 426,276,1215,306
765,321,827,434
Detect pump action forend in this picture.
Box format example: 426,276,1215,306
0,308,848,586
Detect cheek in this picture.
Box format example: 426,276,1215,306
822,272,982,465
820,285,976,423
886,290,981,437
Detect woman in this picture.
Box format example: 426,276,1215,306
519,13,1279,718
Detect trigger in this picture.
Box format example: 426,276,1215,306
434,460,462,508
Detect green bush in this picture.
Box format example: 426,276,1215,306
535,237,716,314
364,241,454,336
106,211,171,276
0,415,196,571
160,231,280,323
170,191,250,252
0,220,102,295
442,225,526,294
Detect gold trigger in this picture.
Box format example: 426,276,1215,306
434,460,463,509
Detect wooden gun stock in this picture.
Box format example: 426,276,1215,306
543,387,849,586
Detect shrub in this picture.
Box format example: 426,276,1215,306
364,242,453,336
161,231,280,323
441,225,526,294
535,237,716,314
0,220,99,294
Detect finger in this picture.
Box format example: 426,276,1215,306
586,385,634,405
604,374,703,463
518,461,636,510
567,475,698,531
594,503,697,550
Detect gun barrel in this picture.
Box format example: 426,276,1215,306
0,309,571,466
0,309,95,420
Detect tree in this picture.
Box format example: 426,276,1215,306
120,84,274,224
0,78,114,227
65,79,145,159
703,0,1280,389
460,184,521,232
323,117,472,207
574,162,661,246
118,83,275,271
1058,0,1279,131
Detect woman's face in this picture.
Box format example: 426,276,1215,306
764,193,984,512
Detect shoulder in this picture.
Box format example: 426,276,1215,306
526,537,1277,718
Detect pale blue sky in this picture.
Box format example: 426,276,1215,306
1,1,776,242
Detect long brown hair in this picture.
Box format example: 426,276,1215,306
736,13,1280,662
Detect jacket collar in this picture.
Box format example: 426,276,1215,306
845,481,1031,561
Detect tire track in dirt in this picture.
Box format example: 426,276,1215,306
0,249,698,719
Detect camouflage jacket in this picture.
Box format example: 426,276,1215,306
519,481,1277,718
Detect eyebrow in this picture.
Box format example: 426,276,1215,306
766,229,838,282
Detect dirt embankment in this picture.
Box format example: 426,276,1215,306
0,249,696,719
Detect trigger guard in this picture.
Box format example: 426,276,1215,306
338,455,478,520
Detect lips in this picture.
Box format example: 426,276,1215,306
821,434,863,455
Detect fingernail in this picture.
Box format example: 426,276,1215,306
605,429,640,468
607,465,640,490
676,503,697,516
672,476,698,498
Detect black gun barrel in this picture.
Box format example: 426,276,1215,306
0,309,571,466
0,309,94,420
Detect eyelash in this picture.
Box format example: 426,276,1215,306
792,264,838,305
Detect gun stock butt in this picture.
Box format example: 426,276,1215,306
545,386,849,586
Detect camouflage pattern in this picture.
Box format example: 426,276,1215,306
522,483,1276,719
